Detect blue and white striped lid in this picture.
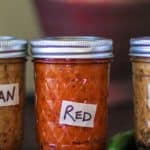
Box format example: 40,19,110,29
0,36,27,58
130,37,150,57
31,36,113,59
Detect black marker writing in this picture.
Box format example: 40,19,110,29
0,86,16,102
64,105,76,122
63,104,92,122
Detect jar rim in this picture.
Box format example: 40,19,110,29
0,36,27,58
130,37,150,57
30,36,113,59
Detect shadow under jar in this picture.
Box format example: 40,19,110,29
130,37,150,150
31,36,113,150
0,36,27,150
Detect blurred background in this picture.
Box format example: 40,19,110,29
1,0,150,105
1,0,150,149
0,0,42,93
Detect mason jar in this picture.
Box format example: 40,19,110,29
31,36,113,150
0,36,27,150
130,37,150,150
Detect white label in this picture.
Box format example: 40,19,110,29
148,84,150,108
147,120,150,128
0,83,19,106
59,100,97,128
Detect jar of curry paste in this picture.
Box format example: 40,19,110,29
31,36,113,150
130,37,150,150
0,36,27,150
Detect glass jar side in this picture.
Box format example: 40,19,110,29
0,58,26,149
33,58,111,150
131,57,150,149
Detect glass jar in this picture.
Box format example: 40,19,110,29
0,36,27,150
130,37,150,150
31,36,113,150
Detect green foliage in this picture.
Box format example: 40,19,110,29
108,130,137,150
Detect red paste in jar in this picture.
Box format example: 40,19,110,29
34,59,111,150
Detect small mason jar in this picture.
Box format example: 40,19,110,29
130,37,150,150
0,36,27,150
31,36,113,150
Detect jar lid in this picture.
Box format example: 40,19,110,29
30,36,113,59
130,37,150,57
0,36,27,58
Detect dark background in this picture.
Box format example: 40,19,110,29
23,0,150,149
